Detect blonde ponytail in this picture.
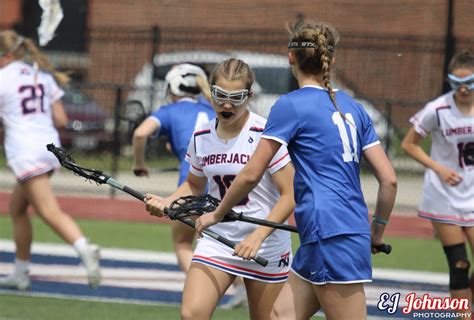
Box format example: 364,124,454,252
22,38,70,86
0,30,69,86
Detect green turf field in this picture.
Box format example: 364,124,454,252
0,294,254,320
0,215,446,319
0,215,448,272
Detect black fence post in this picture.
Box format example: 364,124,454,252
110,86,123,198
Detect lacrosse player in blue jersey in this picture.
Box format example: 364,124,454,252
196,20,397,319
133,63,215,273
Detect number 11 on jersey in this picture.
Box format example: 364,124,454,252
332,112,359,163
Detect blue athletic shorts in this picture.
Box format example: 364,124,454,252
291,233,372,284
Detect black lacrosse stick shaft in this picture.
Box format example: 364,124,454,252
46,143,268,267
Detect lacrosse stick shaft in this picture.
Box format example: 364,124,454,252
230,213,297,233
164,210,268,267
106,177,146,202
105,179,268,266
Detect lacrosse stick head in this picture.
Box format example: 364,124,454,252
46,143,110,184
47,143,75,166
166,194,234,222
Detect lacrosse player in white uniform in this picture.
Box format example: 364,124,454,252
145,58,295,320
0,30,101,290
402,50,474,307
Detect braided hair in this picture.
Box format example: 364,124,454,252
287,20,343,116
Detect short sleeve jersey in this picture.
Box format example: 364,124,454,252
410,92,474,215
185,112,291,251
0,61,64,162
149,97,215,184
262,85,380,244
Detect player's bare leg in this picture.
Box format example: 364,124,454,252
0,183,32,290
314,283,367,320
22,173,101,288
271,272,321,320
171,220,195,272
181,262,235,320
245,278,283,320
9,183,31,260
433,221,471,315
22,173,82,243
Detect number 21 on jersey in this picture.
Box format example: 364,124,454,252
332,112,359,163
19,84,45,115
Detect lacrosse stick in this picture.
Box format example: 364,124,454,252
46,143,268,266
166,194,298,232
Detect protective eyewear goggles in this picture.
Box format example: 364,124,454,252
210,85,249,107
447,73,474,91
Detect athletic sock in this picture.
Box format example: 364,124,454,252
73,237,89,254
14,258,30,274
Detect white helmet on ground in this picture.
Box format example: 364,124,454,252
165,63,207,97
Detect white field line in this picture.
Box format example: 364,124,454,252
0,289,181,307
0,240,449,286
0,239,177,264
0,263,186,291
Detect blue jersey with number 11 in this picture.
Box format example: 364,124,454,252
262,85,380,245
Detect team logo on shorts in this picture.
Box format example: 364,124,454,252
278,252,290,267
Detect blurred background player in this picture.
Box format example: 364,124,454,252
196,20,397,319
132,63,215,272
0,30,101,290
402,50,474,309
145,58,295,319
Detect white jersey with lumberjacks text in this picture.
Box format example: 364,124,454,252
185,112,292,282
410,91,474,225
0,61,64,181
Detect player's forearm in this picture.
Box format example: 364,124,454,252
132,135,147,167
371,178,397,242
253,193,295,240
402,143,443,173
168,176,206,203
373,179,397,222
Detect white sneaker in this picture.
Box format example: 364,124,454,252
79,244,102,289
222,284,247,309
0,271,31,290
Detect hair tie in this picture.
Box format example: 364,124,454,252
288,41,334,52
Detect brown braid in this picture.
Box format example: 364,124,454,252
315,27,344,119
286,20,350,122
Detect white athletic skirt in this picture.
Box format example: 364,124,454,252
8,150,60,182
418,171,474,226
192,235,292,283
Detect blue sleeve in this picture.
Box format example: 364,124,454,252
360,105,380,148
262,95,299,145
151,106,171,136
